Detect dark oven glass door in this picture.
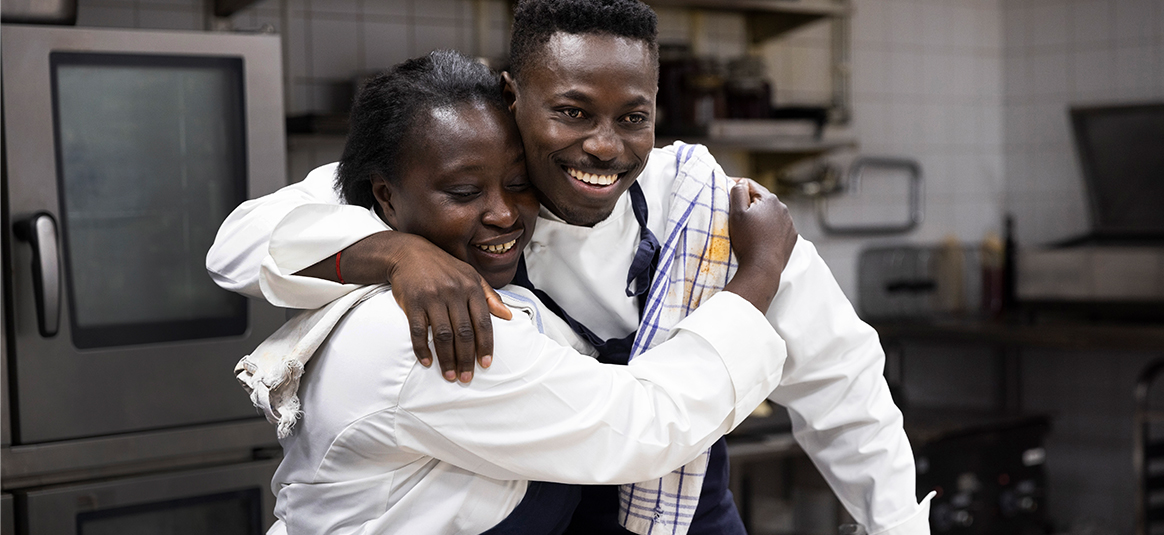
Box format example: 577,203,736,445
2,27,286,445
51,52,250,349
20,459,279,534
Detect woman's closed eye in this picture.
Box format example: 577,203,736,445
444,186,481,200
507,180,532,192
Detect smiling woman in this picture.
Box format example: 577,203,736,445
370,105,534,288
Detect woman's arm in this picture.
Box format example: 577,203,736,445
330,289,787,484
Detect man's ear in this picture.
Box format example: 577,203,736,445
501,71,518,112
371,174,398,228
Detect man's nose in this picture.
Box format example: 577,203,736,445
581,122,623,162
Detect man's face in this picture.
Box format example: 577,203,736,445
505,32,657,227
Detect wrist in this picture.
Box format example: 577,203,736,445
724,263,780,312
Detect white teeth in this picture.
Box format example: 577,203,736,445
567,167,617,186
477,239,517,254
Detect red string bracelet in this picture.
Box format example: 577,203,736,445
335,251,344,284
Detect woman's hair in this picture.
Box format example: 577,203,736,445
336,50,508,208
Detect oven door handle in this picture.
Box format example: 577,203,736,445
14,212,61,337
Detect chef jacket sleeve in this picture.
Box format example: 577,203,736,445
206,162,385,308
765,236,932,534
391,291,787,484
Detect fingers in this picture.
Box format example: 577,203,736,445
476,283,509,370
467,287,494,372
730,180,753,214
744,178,772,197
483,282,512,321
425,303,461,382
446,304,478,383
405,308,434,369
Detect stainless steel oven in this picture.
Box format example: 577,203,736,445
19,458,280,535
2,24,288,533
2,24,285,442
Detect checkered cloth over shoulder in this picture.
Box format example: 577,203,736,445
618,142,739,535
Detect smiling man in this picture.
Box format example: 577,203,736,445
207,1,932,534
504,30,656,226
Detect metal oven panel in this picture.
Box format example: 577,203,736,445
2,493,14,535
2,245,10,449
1,25,287,444
18,458,280,534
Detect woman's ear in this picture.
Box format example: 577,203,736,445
501,71,518,113
371,174,398,228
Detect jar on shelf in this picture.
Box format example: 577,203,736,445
725,55,771,120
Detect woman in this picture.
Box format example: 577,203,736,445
243,50,792,534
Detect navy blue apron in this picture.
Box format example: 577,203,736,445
481,481,581,535
511,182,747,535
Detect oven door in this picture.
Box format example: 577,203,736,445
2,493,14,535
17,458,280,535
1,25,287,444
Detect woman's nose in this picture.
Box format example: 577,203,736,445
482,189,520,228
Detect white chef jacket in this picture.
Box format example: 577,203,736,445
206,143,932,534
272,285,785,535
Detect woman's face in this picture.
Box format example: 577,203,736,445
374,102,538,289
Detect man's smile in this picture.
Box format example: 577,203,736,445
565,166,620,187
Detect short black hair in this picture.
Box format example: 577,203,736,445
508,0,659,80
337,50,507,208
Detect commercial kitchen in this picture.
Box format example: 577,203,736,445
2,0,1162,533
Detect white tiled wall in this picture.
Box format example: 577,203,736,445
788,0,1007,301
1003,0,1164,247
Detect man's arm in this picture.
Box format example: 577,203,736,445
657,145,929,534
766,238,932,535
207,163,505,381
206,163,351,299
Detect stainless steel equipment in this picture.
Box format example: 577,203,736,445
0,0,76,25
21,458,280,534
857,244,985,321
2,24,288,533
1017,247,1164,303
3,24,285,443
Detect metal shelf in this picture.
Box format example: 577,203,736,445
213,0,260,17
647,0,850,42
658,134,855,154
872,319,1164,353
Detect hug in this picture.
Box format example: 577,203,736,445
211,0,932,533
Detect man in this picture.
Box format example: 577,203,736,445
207,1,932,533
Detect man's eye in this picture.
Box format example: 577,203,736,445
624,113,649,124
562,108,584,119
508,181,532,191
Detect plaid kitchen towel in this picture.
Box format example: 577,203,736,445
619,142,739,535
